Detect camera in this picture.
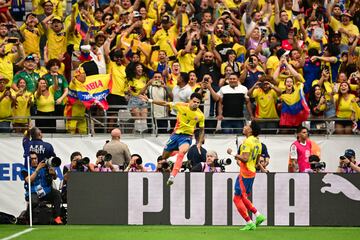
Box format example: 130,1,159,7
310,162,326,170
104,153,112,162
340,156,347,160
214,158,232,167
177,1,182,6
136,158,142,165
43,157,61,167
76,157,90,171
203,77,209,83
213,158,231,172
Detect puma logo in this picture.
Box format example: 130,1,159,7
320,174,360,201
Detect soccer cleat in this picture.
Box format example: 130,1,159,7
240,222,256,231
255,214,266,226
167,176,175,186
54,216,63,225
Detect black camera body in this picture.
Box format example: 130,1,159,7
310,161,326,170
76,157,90,171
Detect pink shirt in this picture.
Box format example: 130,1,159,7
290,140,312,172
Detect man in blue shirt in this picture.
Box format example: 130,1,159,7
23,127,56,168
21,151,62,224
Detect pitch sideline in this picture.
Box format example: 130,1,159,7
0,228,35,240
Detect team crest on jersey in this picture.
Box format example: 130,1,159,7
194,116,198,121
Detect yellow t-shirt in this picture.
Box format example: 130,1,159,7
109,61,127,97
266,55,279,76
0,89,13,121
128,76,147,97
239,135,262,178
35,66,48,78
20,27,43,56
35,86,55,112
142,18,155,39
0,53,16,84
177,50,195,73
153,26,178,57
145,0,165,20
47,28,68,60
334,93,356,119
12,90,33,123
329,17,359,45
172,102,205,135
252,88,279,119
305,36,328,52
32,0,63,16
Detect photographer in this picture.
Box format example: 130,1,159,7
124,154,147,172
256,154,269,173
95,150,119,172
306,155,326,173
21,151,62,224
191,150,229,172
156,156,172,173
337,149,360,173
62,152,93,202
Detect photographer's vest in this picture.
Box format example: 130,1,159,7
22,167,51,200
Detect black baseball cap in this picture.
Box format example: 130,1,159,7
344,149,355,158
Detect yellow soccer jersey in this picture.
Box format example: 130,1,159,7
109,61,127,97
12,90,33,123
172,102,205,135
239,135,262,178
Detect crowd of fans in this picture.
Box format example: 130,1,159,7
0,0,359,134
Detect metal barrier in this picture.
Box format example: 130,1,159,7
0,108,356,135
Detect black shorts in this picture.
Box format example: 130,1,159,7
107,94,127,112
335,120,353,127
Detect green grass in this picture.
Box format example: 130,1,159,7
0,225,358,240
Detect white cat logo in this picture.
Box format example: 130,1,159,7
321,174,360,201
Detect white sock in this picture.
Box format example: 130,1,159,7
255,211,261,217
246,220,253,224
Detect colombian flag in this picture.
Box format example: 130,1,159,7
73,3,89,39
67,74,112,111
280,84,310,127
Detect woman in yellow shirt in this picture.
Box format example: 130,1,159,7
35,78,56,133
127,63,149,132
12,79,33,133
332,82,356,134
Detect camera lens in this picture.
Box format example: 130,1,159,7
136,158,142,165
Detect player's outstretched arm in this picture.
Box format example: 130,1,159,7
139,94,172,107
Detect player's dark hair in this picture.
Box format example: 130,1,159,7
250,121,261,136
296,126,308,134
190,92,202,101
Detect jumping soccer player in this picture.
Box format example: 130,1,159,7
141,92,205,186
227,121,266,230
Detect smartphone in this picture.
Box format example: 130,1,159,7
168,55,176,61
151,45,160,51
7,37,18,43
